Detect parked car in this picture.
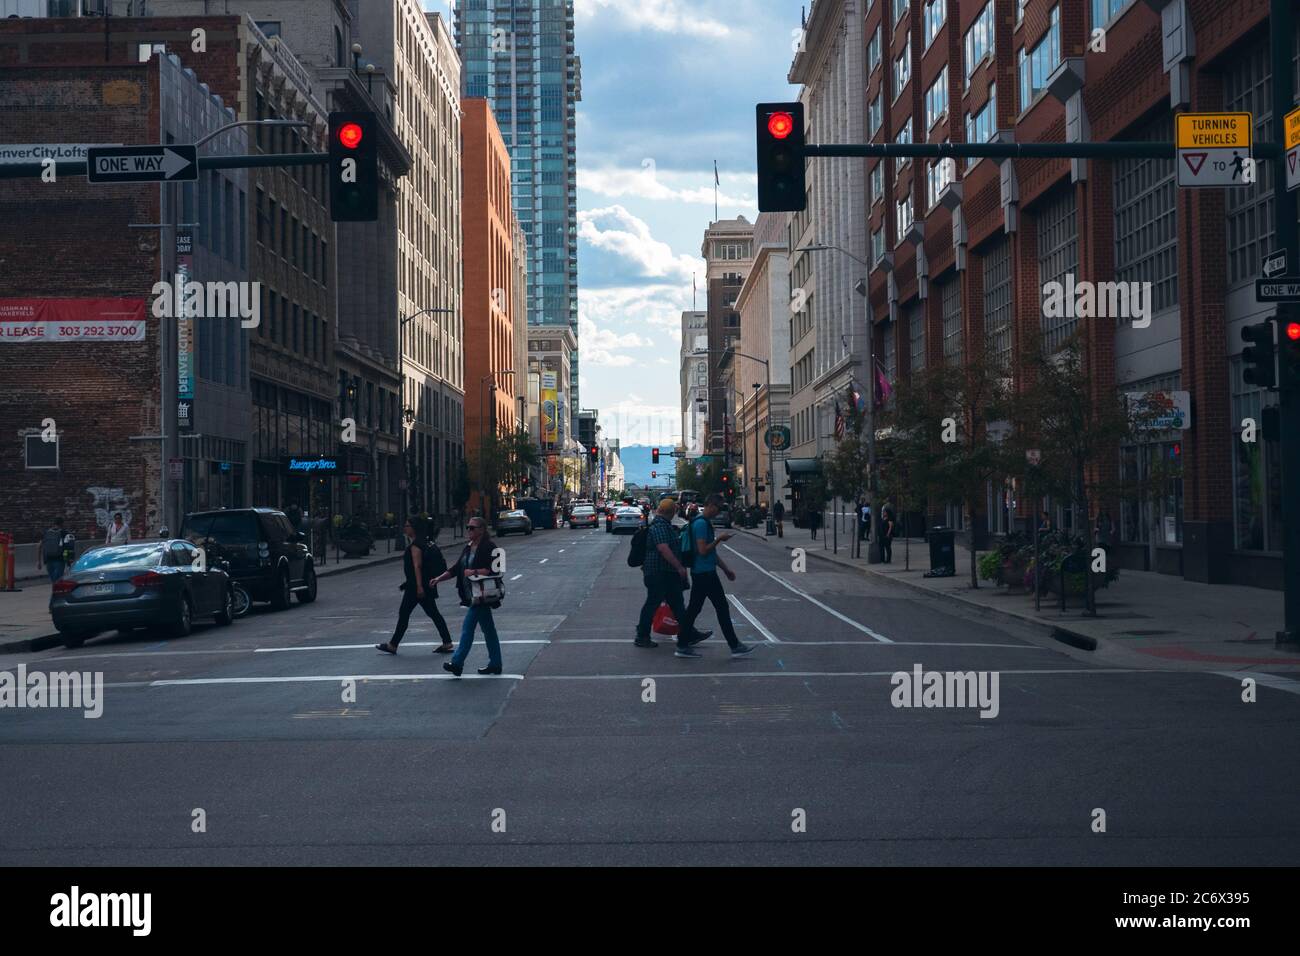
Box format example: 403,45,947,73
610,506,646,534
496,509,533,535
181,507,316,610
50,541,235,647
568,505,598,529
710,505,733,529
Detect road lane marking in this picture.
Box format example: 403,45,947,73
558,549,566,553
151,673,526,686
258,640,550,652
539,558,549,564
510,574,523,580
728,594,780,643
722,544,893,643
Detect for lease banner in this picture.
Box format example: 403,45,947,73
0,298,147,342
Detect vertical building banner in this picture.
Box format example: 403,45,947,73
175,231,195,431
541,370,558,443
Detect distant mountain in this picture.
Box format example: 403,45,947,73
617,444,676,489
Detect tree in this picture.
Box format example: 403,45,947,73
823,391,872,557
475,427,541,518
452,457,472,518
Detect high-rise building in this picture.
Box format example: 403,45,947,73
462,97,520,513
701,217,755,459
679,311,708,456
454,0,581,426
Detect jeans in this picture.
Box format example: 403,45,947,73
636,569,695,646
451,604,502,669
391,587,451,647
45,560,64,582
881,537,893,563
681,570,740,648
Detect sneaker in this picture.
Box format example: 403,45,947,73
730,643,755,656
674,646,702,659
633,637,658,648
683,628,713,647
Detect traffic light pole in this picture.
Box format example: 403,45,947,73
1270,0,1300,646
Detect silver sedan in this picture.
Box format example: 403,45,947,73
610,507,646,534
495,510,533,535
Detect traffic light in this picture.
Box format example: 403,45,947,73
329,111,378,222
1241,321,1276,388
1280,319,1300,389
756,102,806,212
588,445,599,464
720,471,734,500
651,447,659,464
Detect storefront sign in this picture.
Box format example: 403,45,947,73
0,298,147,342
282,455,341,475
1128,390,1191,431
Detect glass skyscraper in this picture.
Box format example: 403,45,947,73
455,0,581,419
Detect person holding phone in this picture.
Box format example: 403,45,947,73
679,494,754,657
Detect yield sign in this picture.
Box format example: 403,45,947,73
1182,152,1207,175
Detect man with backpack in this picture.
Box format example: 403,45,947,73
630,498,710,654
679,494,754,658
37,519,69,583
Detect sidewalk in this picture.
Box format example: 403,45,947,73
0,534,466,654
738,525,1300,672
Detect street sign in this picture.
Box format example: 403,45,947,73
1256,279,1300,302
86,145,197,184
765,425,791,450
1175,113,1252,188
1264,249,1289,278
1288,146,1300,193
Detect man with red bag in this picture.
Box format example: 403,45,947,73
634,499,711,656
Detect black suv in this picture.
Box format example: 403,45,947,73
181,508,317,609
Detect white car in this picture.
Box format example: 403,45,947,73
610,507,645,534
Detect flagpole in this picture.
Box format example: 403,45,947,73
713,160,719,222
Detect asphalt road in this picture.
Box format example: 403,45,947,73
2,526,1298,865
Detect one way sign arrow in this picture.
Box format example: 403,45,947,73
86,144,198,184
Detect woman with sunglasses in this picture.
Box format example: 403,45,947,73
429,516,503,676
375,516,455,655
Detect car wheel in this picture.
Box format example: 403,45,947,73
172,596,193,638
271,568,291,610
297,565,317,604
61,632,88,649
214,587,234,626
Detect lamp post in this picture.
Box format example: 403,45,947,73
690,347,773,505
478,369,514,520
399,306,456,519
796,242,880,563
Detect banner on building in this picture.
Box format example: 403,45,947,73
541,370,559,443
1127,390,1191,431
0,298,147,342
176,233,195,410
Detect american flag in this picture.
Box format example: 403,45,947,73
834,401,845,441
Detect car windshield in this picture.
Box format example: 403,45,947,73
203,512,260,544
73,544,166,571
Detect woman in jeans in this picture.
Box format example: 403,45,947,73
375,517,454,655
430,516,502,676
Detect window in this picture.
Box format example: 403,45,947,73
256,20,282,38
924,0,945,49
869,92,883,137
1113,113,1178,316
907,301,925,374
940,276,962,365
983,237,1012,370
892,0,909,23
927,153,955,210
24,432,58,469
1120,373,1186,547
1019,6,1061,111
964,2,995,89
867,25,882,75
926,67,948,130
871,163,884,206
881,320,897,401
1230,359,1283,551
966,83,998,144
896,194,914,244
894,38,911,100
893,117,912,176
1037,186,1079,352
871,225,885,264
1092,0,1129,27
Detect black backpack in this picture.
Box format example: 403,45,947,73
627,526,648,567
422,539,447,578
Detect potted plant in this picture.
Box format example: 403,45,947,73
336,515,373,557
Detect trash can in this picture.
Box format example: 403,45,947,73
926,526,955,577
765,517,776,536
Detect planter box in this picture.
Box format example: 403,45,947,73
338,539,372,557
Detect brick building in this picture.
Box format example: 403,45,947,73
0,35,252,542
462,97,519,513
849,0,1300,588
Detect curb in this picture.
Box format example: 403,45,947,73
736,526,1101,652
0,544,463,656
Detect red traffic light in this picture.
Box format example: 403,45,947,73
337,122,364,149
1286,322,1300,342
767,112,794,139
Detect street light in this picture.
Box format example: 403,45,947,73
690,347,774,509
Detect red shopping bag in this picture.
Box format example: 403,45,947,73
651,602,679,636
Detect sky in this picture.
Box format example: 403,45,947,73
432,0,801,447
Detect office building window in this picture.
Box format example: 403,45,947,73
867,24,882,75
1019,6,1061,111
926,66,948,130
1119,373,1185,547
1230,359,1283,551
894,37,911,100
964,2,995,89
869,91,883,137
896,194,914,245
927,154,955,210
907,300,925,375
1037,186,1079,353
871,225,885,264
966,83,997,144
892,0,909,24
893,116,912,176
871,163,884,206
940,276,962,365
1092,0,1130,27
1113,112,1179,316
924,0,945,49
983,237,1012,370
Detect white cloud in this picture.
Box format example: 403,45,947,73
575,0,731,38
578,164,757,210
599,399,682,446
579,313,655,367
578,204,702,283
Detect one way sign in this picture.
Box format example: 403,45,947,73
86,145,198,184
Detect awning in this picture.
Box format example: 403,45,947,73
784,457,822,486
